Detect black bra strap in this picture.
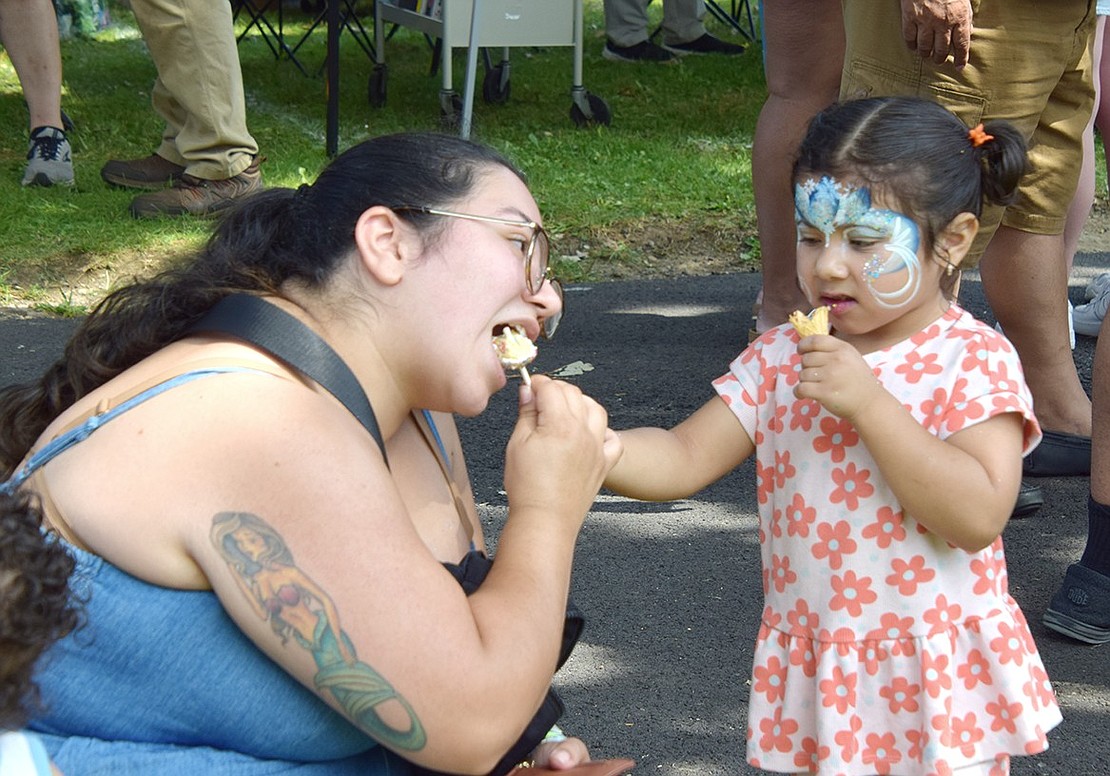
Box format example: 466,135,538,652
189,294,387,465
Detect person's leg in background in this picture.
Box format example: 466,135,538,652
0,0,74,186
1072,12,1110,339
101,0,261,217
751,0,844,335
1043,307,1110,645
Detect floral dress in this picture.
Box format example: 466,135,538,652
713,305,1061,775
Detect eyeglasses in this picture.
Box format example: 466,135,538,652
393,205,552,296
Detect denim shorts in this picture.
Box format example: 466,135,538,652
840,0,1096,263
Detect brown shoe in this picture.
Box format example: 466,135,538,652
101,153,186,190
128,159,263,219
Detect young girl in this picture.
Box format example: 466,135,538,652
605,97,1061,775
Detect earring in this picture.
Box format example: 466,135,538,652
946,262,955,277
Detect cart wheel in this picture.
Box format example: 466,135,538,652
482,63,511,104
369,65,388,109
439,92,463,130
570,92,612,128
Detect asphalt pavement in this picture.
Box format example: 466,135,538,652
2,263,1108,775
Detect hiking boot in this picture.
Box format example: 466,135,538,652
128,158,263,219
1043,563,1110,645
662,33,747,57
602,39,676,62
22,126,74,187
101,153,186,190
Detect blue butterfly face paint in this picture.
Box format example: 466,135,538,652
795,176,922,309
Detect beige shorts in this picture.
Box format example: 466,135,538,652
840,0,1096,262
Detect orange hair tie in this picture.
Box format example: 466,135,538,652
968,123,994,148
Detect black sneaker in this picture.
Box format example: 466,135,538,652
1043,563,1110,645
662,33,747,57
602,39,676,63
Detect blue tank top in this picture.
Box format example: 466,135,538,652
5,368,413,774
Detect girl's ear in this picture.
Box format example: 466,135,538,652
935,212,979,270
352,206,414,287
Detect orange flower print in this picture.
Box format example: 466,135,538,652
818,626,856,657
789,637,819,677
922,593,963,635
896,350,944,384
986,692,1023,734
865,612,916,657
829,570,877,617
991,392,1022,416
1023,724,1049,755
1024,664,1055,709
921,651,952,698
758,707,800,753
919,386,951,432
887,555,936,596
756,458,774,505
784,493,816,538
787,599,821,634
988,755,1010,776
861,731,902,774
757,361,778,405
989,621,1027,667
957,649,994,690
790,398,822,431
911,322,942,347
859,640,889,676
819,665,858,714
768,403,789,434
879,676,921,714
793,737,830,771
834,715,863,762
861,506,906,549
813,416,859,463
987,360,1021,396
830,463,875,510
752,655,789,703
943,397,986,434
812,519,857,570
960,336,1003,375
949,711,985,758
770,507,784,539
769,553,798,593
969,554,1004,596
772,449,796,489
780,359,802,387
905,726,929,761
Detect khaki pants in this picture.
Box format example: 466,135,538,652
129,0,258,180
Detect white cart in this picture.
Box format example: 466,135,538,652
372,0,610,137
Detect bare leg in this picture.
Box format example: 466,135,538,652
1064,16,1105,267
0,0,65,131
979,227,1091,436
752,0,845,333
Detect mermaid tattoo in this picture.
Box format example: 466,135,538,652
212,511,426,751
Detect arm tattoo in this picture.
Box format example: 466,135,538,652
211,511,427,752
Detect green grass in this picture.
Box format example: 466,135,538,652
0,0,766,309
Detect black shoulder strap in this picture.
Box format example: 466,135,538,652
188,294,387,465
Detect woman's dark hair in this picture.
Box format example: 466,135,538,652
0,133,523,476
0,490,78,728
793,96,1028,251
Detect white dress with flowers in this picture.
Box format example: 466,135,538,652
712,305,1061,775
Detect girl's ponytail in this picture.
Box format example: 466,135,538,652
976,120,1028,208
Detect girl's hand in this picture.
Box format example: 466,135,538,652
793,335,885,421
530,736,590,770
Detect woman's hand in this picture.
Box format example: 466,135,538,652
793,335,884,421
530,736,590,770
504,375,621,529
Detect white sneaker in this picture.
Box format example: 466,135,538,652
1084,272,1110,301
1074,284,1110,338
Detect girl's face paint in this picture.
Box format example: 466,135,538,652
794,175,948,351
794,176,921,309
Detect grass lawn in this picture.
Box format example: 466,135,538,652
0,0,767,313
